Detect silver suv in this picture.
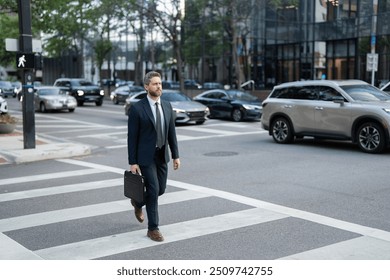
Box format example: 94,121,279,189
261,80,390,153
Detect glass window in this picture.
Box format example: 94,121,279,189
317,86,343,101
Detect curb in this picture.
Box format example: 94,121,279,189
0,131,92,165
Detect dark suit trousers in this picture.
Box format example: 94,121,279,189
138,147,168,231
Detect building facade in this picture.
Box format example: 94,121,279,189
252,0,390,88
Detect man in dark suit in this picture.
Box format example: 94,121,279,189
127,71,180,242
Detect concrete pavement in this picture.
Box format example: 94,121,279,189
0,130,91,165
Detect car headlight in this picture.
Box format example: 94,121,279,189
77,90,84,96
242,104,261,110
100,90,105,96
173,108,186,114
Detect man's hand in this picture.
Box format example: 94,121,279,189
173,158,180,170
130,164,141,175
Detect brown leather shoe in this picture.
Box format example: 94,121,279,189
131,199,144,223
147,230,164,242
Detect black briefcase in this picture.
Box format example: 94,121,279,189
124,170,146,204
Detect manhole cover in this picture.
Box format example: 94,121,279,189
203,151,238,157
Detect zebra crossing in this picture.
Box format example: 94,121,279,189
1,158,390,260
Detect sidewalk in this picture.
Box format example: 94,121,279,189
0,130,91,165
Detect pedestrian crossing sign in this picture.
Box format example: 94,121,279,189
16,52,35,69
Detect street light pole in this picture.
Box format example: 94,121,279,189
371,0,378,86
17,0,35,149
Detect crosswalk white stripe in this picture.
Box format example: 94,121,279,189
0,190,211,232
279,236,390,260
167,180,390,243
0,179,122,202
176,131,264,142
0,233,42,260
34,208,287,260
57,159,124,174
56,159,390,243
34,125,103,128
76,131,126,138
178,126,238,135
0,169,102,186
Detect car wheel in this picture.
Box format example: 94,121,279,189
40,102,47,113
95,100,103,106
232,108,242,122
357,122,385,153
77,101,84,106
271,117,293,144
112,97,118,104
196,120,205,125
69,108,75,112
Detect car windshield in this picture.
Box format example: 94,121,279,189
39,88,63,95
71,80,93,86
116,86,130,93
0,81,12,87
161,92,191,102
227,90,258,101
341,85,390,101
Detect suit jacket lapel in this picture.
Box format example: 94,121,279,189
141,98,156,128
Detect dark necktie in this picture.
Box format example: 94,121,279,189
155,102,164,148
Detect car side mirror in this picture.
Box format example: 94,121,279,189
332,96,344,104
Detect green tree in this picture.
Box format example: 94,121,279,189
142,0,185,89
0,13,19,67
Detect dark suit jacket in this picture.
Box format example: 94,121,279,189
128,96,179,166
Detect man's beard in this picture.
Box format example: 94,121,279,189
149,90,162,98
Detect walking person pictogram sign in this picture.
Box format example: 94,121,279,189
16,53,35,69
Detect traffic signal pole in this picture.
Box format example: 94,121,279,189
17,0,35,149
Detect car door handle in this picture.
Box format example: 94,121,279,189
315,106,324,110
283,105,292,108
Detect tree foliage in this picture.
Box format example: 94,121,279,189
0,0,270,85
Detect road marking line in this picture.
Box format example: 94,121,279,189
0,233,42,260
177,126,238,135
33,125,104,129
76,131,126,138
279,236,390,260
168,180,390,243
0,169,102,186
57,159,390,243
34,208,287,260
0,190,211,232
58,159,124,174
0,179,122,202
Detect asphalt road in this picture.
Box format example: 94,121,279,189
1,96,390,260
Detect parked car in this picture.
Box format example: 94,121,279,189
162,80,180,89
34,86,77,113
0,95,8,113
184,79,202,89
54,78,104,106
124,90,209,125
380,81,390,93
110,85,144,104
0,81,16,98
261,79,390,153
193,89,262,122
203,82,224,89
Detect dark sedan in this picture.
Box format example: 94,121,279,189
124,90,209,125
0,81,16,98
110,85,144,104
193,89,262,121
